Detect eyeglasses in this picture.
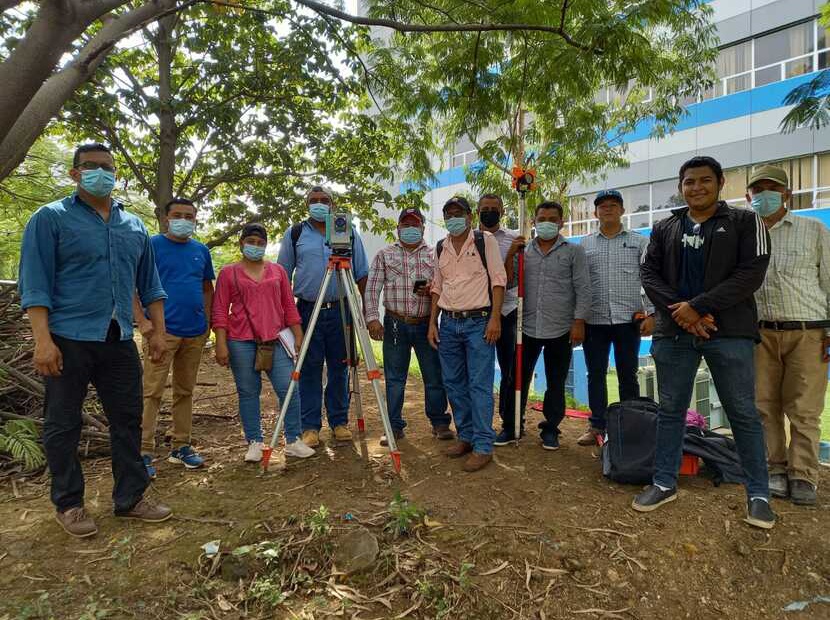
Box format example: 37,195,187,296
78,162,116,173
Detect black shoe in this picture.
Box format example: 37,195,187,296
745,498,776,529
541,433,560,451
769,473,788,499
494,429,520,446
379,429,405,447
632,485,677,512
789,479,817,506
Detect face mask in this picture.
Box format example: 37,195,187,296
399,226,423,244
445,216,468,236
309,202,330,222
535,221,560,240
168,218,195,239
79,168,116,197
243,244,266,261
750,190,783,217
479,210,501,228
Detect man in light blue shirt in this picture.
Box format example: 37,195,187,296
277,186,369,447
18,143,172,538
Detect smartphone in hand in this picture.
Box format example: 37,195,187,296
413,279,428,294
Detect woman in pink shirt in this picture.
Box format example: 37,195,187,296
212,223,314,462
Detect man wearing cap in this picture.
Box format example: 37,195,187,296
749,165,830,506
365,207,454,445
277,186,369,448
578,189,654,446
428,196,507,471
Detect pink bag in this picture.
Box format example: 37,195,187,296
686,409,707,430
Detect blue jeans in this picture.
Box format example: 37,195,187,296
438,315,496,454
297,300,350,431
383,316,451,431
651,335,769,499
583,322,641,430
228,340,301,443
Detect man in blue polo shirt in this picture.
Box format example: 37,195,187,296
277,186,369,447
19,143,172,538
134,198,215,478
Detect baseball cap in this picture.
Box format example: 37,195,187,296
442,196,472,213
240,222,268,241
398,207,425,224
594,189,624,206
747,165,788,189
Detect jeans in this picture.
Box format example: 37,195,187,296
495,309,517,432
297,300,350,431
438,315,496,453
383,316,451,431
583,322,641,430
519,333,572,438
651,335,769,499
44,329,149,513
227,340,301,443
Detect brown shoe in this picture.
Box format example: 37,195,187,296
432,425,455,441
446,441,473,458
462,452,492,472
56,506,98,538
302,429,320,448
116,498,172,523
577,427,603,446
333,425,353,442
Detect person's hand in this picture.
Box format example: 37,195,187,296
669,301,701,329
215,342,229,367
427,321,440,350
640,316,655,336
684,315,717,339
33,338,63,376
570,320,585,346
368,320,384,341
294,333,303,357
138,318,154,337
484,316,501,344
507,236,526,257
416,280,432,297
822,336,830,363
148,331,167,364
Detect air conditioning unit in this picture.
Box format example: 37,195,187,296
638,364,728,429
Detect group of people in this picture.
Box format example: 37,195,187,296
17,143,829,538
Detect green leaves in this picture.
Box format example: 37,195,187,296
0,419,45,471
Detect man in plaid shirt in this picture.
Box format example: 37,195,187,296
365,207,454,445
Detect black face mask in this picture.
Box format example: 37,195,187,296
479,210,501,228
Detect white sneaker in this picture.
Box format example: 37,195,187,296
244,441,264,462
284,440,315,459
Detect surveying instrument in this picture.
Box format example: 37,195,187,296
261,212,402,473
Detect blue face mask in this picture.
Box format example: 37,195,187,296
445,216,468,236
79,168,116,197
309,202,330,222
243,244,266,261
399,226,423,244
750,190,783,217
168,218,195,239
535,221,560,240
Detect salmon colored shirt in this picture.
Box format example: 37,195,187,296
212,261,301,341
431,229,507,311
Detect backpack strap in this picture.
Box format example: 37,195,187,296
290,222,303,256
436,238,444,258
473,230,492,306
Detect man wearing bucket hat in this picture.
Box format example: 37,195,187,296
749,164,830,506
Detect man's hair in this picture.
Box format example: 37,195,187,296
305,185,334,203
477,193,503,208
164,197,196,215
535,200,564,218
679,156,724,183
73,143,112,168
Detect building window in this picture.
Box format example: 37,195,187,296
754,21,814,86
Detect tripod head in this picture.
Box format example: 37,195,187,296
326,212,353,255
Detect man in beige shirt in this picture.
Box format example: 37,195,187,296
750,165,830,506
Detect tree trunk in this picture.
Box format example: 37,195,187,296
153,14,178,232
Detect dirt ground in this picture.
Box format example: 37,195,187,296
1,355,830,620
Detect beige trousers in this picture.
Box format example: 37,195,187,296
141,332,208,452
755,328,828,486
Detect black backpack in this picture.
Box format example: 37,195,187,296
436,230,491,301
601,397,659,485
682,426,746,486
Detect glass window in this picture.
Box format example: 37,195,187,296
755,21,814,68
785,56,813,79
818,22,830,50
722,167,748,202
725,73,752,94
652,179,685,212
718,41,752,79
818,152,830,187
754,65,781,87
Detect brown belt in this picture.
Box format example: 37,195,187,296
386,309,430,325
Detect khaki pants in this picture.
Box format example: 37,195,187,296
755,328,828,486
141,332,208,452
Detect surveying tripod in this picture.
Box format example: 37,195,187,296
261,251,402,473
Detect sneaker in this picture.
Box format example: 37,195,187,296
493,429,520,446
745,498,776,529
301,429,320,448
462,452,492,472
769,473,788,499
168,445,205,469
790,479,817,506
577,427,603,446
56,506,98,538
380,429,405,447
245,441,264,463
446,441,473,459
632,485,677,512
541,434,560,451
333,425,353,442
115,498,172,523
285,440,315,459
142,454,157,480
431,425,455,441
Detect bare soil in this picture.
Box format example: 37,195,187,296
1,355,830,620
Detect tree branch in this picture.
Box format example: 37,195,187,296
99,122,154,197
205,222,245,248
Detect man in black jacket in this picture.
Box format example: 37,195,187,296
633,155,775,529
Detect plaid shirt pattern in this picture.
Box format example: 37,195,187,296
580,229,654,325
365,241,434,323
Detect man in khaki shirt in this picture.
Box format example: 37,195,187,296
750,165,830,506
